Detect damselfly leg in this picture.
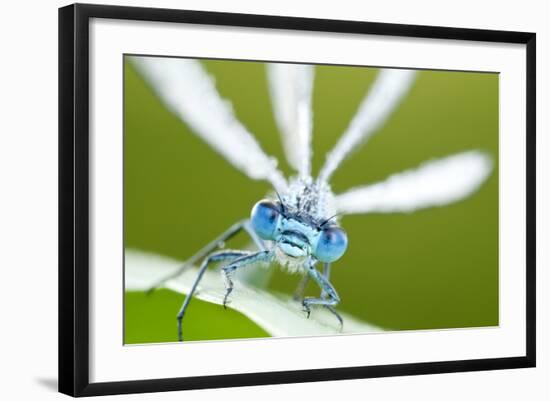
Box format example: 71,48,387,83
177,250,251,341
302,262,343,330
292,275,309,301
146,219,264,294
221,251,273,308
292,262,331,301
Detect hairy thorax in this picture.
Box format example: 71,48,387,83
282,176,336,222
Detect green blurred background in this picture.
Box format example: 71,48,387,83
124,56,499,344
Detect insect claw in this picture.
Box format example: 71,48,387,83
323,305,344,331
223,288,233,309
302,301,311,318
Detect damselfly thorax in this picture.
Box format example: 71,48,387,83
283,176,336,222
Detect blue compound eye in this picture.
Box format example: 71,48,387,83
250,200,281,240
315,226,348,263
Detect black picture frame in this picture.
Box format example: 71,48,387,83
59,3,536,397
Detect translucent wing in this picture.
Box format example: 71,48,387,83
335,151,493,214
267,63,314,178
132,56,288,193
318,69,417,183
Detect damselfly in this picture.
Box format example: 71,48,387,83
133,57,492,341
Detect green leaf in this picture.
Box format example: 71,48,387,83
125,249,382,339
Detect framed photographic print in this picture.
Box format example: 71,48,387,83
59,3,536,397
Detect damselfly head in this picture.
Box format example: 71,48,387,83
250,196,348,265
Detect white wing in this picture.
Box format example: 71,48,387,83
132,56,287,193
335,151,493,214
267,63,314,178
318,69,417,183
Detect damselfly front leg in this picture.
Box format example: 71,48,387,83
177,249,251,341
292,275,310,301
221,251,273,308
146,219,265,293
302,262,343,330
292,262,331,301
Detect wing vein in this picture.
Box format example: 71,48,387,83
319,69,416,182
267,63,315,178
132,56,287,192
335,151,493,214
